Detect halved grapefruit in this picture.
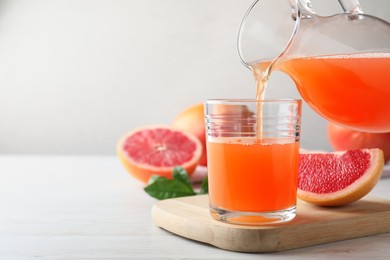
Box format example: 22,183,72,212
117,126,202,183
298,149,384,206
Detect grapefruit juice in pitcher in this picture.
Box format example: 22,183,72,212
239,0,390,132
251,53,390,132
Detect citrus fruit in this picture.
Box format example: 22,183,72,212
173,103,207,166
298,149,384,206
327,122,390,162
117,126,202,183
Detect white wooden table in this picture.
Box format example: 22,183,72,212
1,155,389,259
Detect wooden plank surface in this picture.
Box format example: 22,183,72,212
152,195,390,253
2,156,390,259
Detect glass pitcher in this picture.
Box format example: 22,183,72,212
238,0,390,133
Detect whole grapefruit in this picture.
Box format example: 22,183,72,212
117,126,202,183
298,149,384,206
327,122,390,162
173,103,207,166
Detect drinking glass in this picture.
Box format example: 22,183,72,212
205,99,302,225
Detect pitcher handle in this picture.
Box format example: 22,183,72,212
338,0,363,14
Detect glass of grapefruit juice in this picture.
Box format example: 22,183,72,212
205,99,302,225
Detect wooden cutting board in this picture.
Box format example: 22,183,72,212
152,195,390,253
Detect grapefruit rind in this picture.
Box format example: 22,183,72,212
117,125,202,183
172,103,207,166
297,149,384,206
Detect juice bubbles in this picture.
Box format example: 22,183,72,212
251,53,390,133
207,138,299,212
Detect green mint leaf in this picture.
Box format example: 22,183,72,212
199,175,208,194
148,175,163,185
173,166,192,188
144,178,196,200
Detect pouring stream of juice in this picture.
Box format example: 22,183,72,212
251,61,272,139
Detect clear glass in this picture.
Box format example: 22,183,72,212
238,0,390,133
237,0,300,67
205,99,302,225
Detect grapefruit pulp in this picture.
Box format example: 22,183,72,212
117,126,202,183
298,149,384,206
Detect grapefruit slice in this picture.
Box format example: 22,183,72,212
298,149,384,206
117,126,202,183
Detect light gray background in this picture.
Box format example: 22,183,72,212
0,0,389,154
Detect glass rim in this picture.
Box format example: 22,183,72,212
205,98,302,104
